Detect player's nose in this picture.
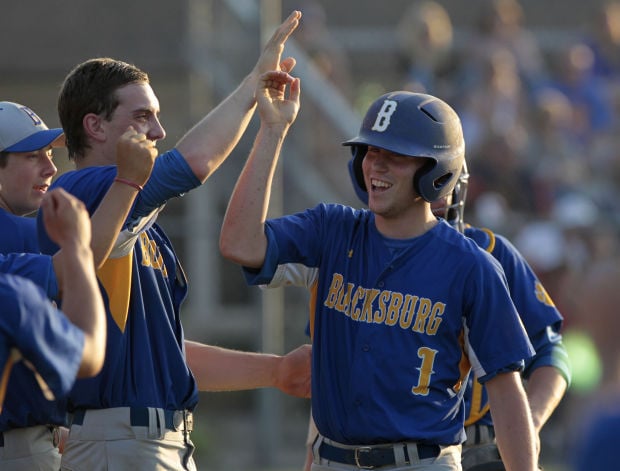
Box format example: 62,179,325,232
149,117,166,141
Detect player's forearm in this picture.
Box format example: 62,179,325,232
526,366,568,433
487,371,537,471
55,245,106,377
176,74,258,183
220,124,289,267
185,341,282,391
89,181,140,269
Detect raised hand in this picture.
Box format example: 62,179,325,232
256,70,301,127
115,126,158,188
254,10,301,77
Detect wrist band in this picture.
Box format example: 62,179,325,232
114,177,144,192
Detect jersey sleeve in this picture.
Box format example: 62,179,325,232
0,275,84,400
491,232,564,335
243,204,327,286
523,328,572,386
462,249,535,382
0,253,58,300
131,148,201,218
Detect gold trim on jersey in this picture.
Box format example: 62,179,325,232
464,378,490,426
479,228,496,253
309,280,318,341
0,348,21,413
97,253,133,332
465,228,494,425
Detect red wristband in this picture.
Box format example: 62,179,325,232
114,177,144,192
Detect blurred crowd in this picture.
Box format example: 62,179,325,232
393,0,620,318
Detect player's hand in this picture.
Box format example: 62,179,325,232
275,343,311,398
254,10,301,78
257,70,300,127
115,126,158,188
41,188,92,250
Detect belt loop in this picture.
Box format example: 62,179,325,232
393,443,408,466
145,407,165,439
313,434,324,463
406,442,421,464
156,408,165,439
183,411,193,433
181,411,194,470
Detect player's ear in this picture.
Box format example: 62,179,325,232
83,113,106,143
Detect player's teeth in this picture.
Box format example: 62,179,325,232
371,179,390,188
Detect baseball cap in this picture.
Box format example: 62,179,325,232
0,101,64,153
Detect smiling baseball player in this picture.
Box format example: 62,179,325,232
220,73,538,469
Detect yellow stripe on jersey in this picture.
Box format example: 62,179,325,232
456,329,470,394
97,252,133,332
309,280,318,341
479,228,496,253
0,348,21,413
464,378,490,426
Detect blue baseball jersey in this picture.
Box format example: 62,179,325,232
0,223,66,430
0,252,57,299
0,274,84,416
0,209,39,253
244,204,534,445
37,149,202,411
462,226,571,427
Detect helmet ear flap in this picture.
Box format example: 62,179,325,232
413,159,436,201
348,144,369,205
414,159,459,202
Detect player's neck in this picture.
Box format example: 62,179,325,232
374,207,438,239
75,147,116,170
0,194,15,215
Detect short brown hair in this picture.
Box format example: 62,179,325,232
58,58,149,159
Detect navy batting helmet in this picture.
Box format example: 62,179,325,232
343,91,465,203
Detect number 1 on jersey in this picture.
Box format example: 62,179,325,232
411,347,438,396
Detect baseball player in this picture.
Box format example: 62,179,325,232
430,165,571,471
0,188,107,467
37,11,310,471
0,101,158,471
220,73,538,470
0,101,63,252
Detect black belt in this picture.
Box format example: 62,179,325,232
71,408,193,432
464,423,495,446
319,441,440,469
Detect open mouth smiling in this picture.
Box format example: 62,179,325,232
371,178,392,191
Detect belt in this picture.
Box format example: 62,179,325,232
319,441,440,469
0,432,3,447
71,408,193,432
464,424,495,446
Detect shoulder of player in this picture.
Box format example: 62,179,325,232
51,165,117,189
436,222,490,260
295,202,371,227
